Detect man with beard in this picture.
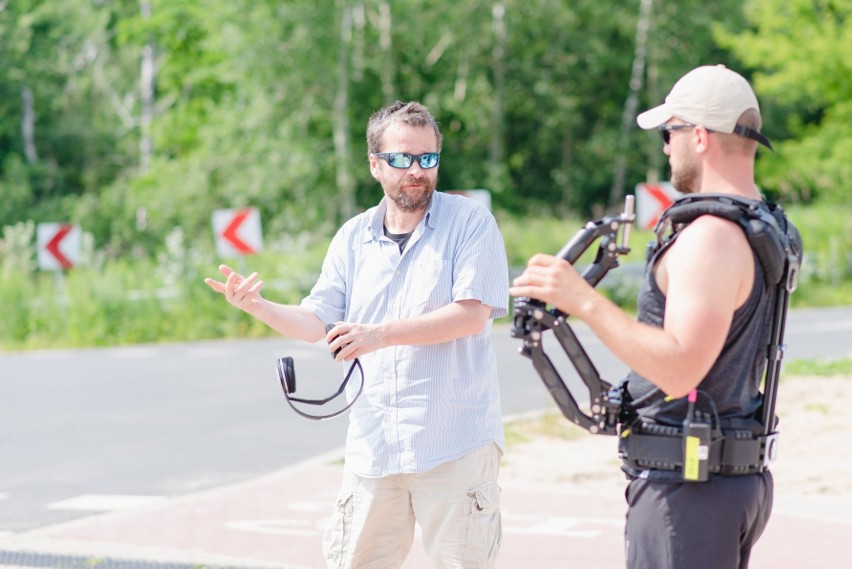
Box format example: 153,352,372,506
206,101,508,568
509,66,777,568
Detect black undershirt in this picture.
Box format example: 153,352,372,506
384,226,414,253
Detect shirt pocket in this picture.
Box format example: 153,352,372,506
407,258,452,313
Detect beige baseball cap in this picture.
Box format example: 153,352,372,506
637,64,772,149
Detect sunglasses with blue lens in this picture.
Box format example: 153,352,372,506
373,152,440,169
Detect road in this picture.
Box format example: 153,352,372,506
0,306,849,535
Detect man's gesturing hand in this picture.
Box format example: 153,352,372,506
204,264,265,314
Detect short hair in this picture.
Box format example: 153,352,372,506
365,101,443,156
717,108,762,157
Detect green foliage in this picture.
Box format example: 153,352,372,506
2,0,775,257
783,202,852,307
785,357,852,377
715,0,852,202
1,201,851,349
1,0,850,348
504,411,587,447
0,231,330,350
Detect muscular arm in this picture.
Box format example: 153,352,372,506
327,299,492,361
510,217,753,398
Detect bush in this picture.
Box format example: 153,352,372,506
0,229,330,350
1,202,849,350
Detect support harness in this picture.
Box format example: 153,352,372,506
511,193,803,481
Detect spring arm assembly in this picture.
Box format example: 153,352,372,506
511,196,636,435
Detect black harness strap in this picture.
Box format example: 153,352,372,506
513,193,803,478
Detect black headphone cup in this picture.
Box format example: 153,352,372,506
281,356,296,393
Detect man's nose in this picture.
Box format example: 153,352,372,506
406,159,424,174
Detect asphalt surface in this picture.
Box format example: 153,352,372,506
1,307,851,568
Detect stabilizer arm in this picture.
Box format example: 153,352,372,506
512,196,635,435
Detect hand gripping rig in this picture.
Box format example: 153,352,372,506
511,196,636,435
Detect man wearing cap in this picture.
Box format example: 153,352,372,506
510,65,776,568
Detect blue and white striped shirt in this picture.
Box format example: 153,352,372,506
301,191,509,477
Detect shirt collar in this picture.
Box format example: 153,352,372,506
363,193,438,241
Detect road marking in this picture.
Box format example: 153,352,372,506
47,494,168,511
225,511,621,539
502,512,622,537
788,320,852,333
226,518,321,537
288,500,331,513
107,347,160,358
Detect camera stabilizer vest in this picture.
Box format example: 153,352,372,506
511,193,803,481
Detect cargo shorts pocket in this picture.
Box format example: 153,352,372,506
322,491,354,569
464,481,502,567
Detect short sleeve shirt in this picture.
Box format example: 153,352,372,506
301,191,509,477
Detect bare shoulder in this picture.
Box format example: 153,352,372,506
674,214,751,257
666,214,755,306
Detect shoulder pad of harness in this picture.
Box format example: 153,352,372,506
653,194,803,292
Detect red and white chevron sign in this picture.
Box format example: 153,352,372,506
635,182,682,230
37,223,82,270
212,207,263,257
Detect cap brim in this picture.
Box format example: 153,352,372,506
636,104,672,130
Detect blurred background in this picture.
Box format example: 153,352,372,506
1,0,850,350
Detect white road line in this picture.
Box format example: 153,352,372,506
788,320,852,333
107,347,160,358
226,518,320,537
47,494,168,512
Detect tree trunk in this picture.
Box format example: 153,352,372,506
608,0,653,208
334,1,356,222
378,1,395,103
490,2,506,170
352,1,365,82
645,25,663,184
21,87,38,164
139,0,155,174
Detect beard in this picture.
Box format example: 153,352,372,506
671,154,701,195
384,174,437,212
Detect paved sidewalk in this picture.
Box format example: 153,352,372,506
0,449,849,569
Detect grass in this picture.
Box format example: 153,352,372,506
504,411,590,447
1,201,850,350
784,357,852,378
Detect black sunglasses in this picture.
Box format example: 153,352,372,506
658,122,774,150
658,123,700,145
373,152,440,169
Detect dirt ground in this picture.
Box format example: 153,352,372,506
500,375,852,499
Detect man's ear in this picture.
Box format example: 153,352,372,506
693,126,712,154
369,155,381,180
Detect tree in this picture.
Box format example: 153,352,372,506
716,0,851,202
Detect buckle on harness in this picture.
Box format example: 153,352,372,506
619,423,779,481
762,432,780,467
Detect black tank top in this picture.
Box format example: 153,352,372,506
624,242,774,427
